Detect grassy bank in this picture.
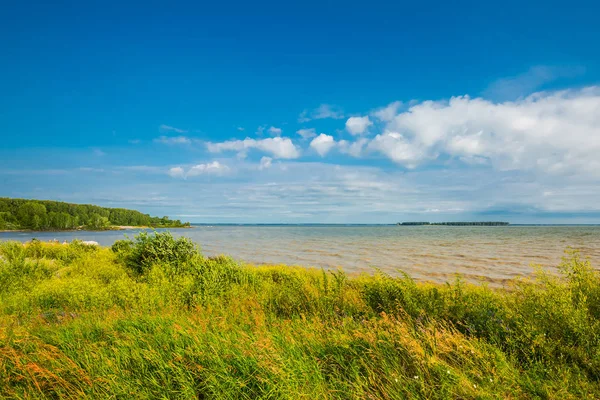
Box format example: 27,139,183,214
1,233,599,399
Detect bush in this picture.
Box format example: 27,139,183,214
113,231,200,274
22,239,98,264
111,239,132,254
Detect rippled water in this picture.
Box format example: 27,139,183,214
2,225,599,284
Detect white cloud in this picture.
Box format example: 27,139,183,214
310,134,336,157
92,148,106,157
168,162,229,179
371,101,402,122
296,128,317,139
314,104,344,119
207,137,301,159
345,116,373,135
259,156,272,170
187,161,229,177
298,104,344,122
298,112,310,123
368,87,600,176
237,127,245,131
268,126,282,136
154,136,192,145
168,167,185,178
368,132,425,169
160,124,188,134
339,138,369,157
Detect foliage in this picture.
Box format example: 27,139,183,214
17,202,48,229
0,239,599,399
0,197,190,231
112,231,200,274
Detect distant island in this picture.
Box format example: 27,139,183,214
0,197,190,231
398,221,509,226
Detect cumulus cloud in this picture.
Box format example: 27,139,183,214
345,116,373,135
168,167,185,178
259,156,273,170
339,138,369,157
206,137,301,159
371,101,402,122
198,86,600,181
298,104,344,122
154,136,192,145
169,162,229,179
160,124,188,134
188,161,229,177
268,126,282,136
368,87,600,176
367,132,426,169
310,134,337,156
296,128,317,139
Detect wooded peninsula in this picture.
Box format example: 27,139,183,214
0,198,190,231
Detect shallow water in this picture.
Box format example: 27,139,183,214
2,225,599,284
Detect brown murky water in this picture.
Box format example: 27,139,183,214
2,225,599,284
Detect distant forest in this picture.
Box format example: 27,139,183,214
399,222,509,226
0,198,190,231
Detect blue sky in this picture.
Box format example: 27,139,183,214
1,0,600,223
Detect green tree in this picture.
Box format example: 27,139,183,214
0,212,16,230
0,197,188,230
87,213,110,230
32,214,43,230
17,202,47,229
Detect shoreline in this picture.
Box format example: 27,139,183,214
0,225,193,233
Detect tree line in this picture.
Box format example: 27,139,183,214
0,198,190,231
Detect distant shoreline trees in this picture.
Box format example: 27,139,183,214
0,198,190,231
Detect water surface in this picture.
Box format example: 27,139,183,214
2,225,599,284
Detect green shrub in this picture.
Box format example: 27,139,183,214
20,239,97,264
0,241,26,264
111,239,132,254
113,231,200,274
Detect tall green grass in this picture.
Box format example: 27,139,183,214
1,233,599,398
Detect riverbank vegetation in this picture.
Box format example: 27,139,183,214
0,198,189,231
1,233,599,398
